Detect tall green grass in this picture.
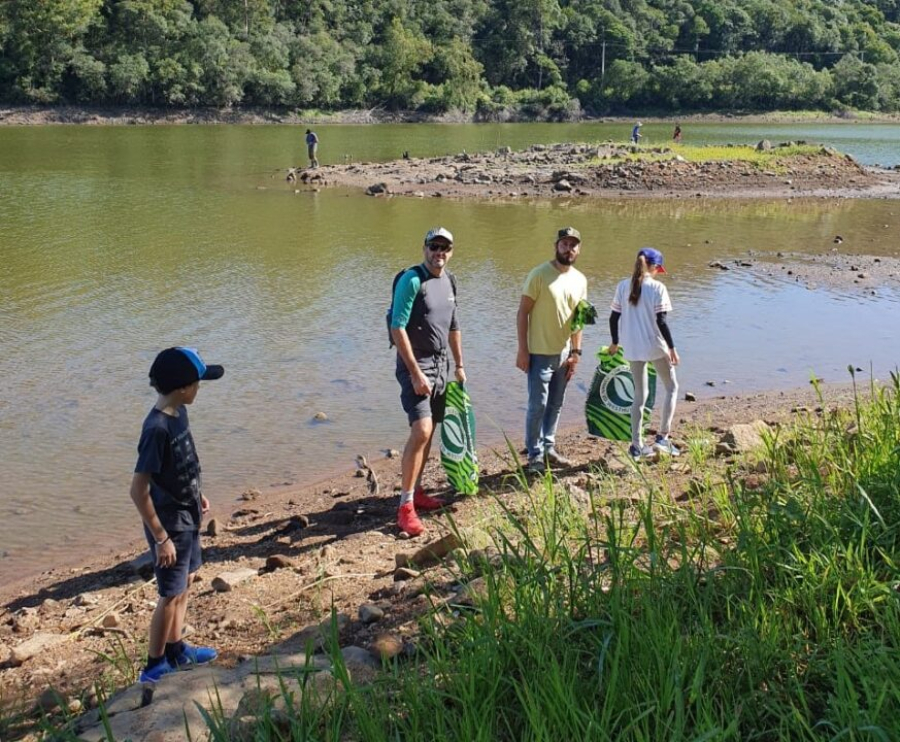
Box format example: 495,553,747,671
340,374,900,741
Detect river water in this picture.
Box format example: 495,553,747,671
2,122,900,586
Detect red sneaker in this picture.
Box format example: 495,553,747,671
413,486,445,512
397,502,425,536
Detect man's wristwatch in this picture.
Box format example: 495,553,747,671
569,348,582,357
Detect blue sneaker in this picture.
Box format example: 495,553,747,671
653,435,681,456
139,658,175,684
171,643,218,669
628,444,655,461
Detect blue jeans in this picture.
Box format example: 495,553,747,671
525,351,569,460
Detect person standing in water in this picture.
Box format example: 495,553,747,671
608,248,680,460
631,122,642,144
673,124,682,142
305,129,319,168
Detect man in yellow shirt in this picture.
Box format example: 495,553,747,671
516,227,588,472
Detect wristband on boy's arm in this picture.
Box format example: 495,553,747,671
155,534,171,546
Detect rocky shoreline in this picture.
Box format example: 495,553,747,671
0,383,869,741
4,105,900,127
290,141,900,201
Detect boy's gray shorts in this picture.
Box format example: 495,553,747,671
144,526,201,597
396,354,448,425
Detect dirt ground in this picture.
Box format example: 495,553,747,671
291,141,900,201
0,382,868,740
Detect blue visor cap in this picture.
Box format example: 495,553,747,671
638,247,667,273
149,347,224,394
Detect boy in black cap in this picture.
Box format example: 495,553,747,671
130,346,224,684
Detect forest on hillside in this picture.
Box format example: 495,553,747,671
4,0,900,118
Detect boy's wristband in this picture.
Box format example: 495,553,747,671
155,534,171,546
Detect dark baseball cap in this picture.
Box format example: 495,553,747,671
557,227,581,243
638,247,667,273
149,347,224,394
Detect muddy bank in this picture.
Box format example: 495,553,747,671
708,250,900,296
0,383,872,740
291,141,900,201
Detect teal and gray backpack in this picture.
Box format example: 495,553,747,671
386,265,457,348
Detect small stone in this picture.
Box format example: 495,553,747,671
240,488,261,501
386,449,401,458
705,381,716,387
358,604,384,624
266,555,293,571
211,568,258,592
342,645,381,669
102,612,122,628
313,411,329,422
67,698,83,714
206,518,220,537
36,687,64,712
371,633,403,661
684,392,697,402
11,633,67,665
394,567,420,581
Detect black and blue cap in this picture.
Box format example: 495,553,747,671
638,247,667,273
149,347,224,394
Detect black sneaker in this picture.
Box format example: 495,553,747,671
526,457,546,474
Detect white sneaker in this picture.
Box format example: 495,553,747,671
653,435,680,456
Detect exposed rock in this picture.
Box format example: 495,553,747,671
386,449,401,458
11,632,67,666
36,687,64,712
684,392,697,402
365,182,390,196
313,411,329,422
553,179,573,192
341,645,381,669
394,567,420,582
358,604,384,624
206,518,220,537
407,533,463,567
756,140,773,151
371,633,403,661
720,420,770,453
211,568,259,593
102,612,122,628
265,555,293,571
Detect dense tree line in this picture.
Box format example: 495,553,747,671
3,0,900,117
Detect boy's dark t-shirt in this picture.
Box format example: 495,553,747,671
135,406,202,531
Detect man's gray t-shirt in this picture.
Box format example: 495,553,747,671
134,407,202,532
390,265,459,357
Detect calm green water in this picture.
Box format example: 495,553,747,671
2,123,900,586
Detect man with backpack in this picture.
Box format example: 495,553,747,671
389,227,465,536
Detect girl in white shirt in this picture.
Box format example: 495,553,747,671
608,248,680,459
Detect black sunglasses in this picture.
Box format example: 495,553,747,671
427,242,453,252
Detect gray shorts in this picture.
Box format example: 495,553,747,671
396,353,449,425
144,526,201,598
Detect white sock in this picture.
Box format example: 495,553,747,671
399,490,414,506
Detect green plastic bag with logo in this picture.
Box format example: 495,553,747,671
440,381,479,494
585,346,656,441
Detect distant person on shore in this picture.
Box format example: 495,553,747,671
673,124,682,143
631,122,642,145
608,248,680,460
516,227,588,473
305,128,319,168
389,227,465,536
130,347,224,683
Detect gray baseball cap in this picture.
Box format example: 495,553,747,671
425,227,454,244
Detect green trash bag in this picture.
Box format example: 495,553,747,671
585,346,656,441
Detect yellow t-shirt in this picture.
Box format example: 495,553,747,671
523,262,588,355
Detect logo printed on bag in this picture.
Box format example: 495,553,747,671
598,365,636,415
